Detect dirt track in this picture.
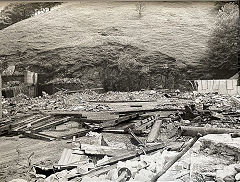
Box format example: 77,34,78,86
0,129,137,181
0,136,69,181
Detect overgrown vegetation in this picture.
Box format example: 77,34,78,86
204,2,239,78
0,2,62,30
101,54,149,91
100,44,188,91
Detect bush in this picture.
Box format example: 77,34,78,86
205,3,239,78
101,55,149,91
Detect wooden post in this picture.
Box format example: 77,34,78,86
147,119,162,143
0,74,2,119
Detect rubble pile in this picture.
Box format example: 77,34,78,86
1,90,240,182
215,164,240,182
2,90,183,117
194,93,235,111
85,90,163,102
2,91,112,117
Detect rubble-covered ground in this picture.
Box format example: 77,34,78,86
1,90,240,182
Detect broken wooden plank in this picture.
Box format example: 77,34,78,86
96,143,165,167
84,164,117,178
56,148,89,167
23,131,57,141
24,117,56,131
10,115,40,129
68,164,118,180
13,115,52,132
114,108,184,115
98,113,139,128
41,110,82,117
80,144,131,157
135,119,155,133
128,128,145,146
179,126,240,137
32,117,71,132
101,128,143,135
147,119,162,143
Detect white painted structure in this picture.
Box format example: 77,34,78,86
195,79,240,95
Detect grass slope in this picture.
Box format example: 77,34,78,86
0,2,217,88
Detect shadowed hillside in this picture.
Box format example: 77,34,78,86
0,1,217,90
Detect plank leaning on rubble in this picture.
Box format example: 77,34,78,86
69,144,165,180
151,134,201,182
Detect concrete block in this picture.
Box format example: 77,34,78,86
134,169,155,181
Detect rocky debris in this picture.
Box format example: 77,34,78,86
87,90,163,102
200,134,240,160
43,149,192,182
3,91,240,182
216,164,238,182
194,93,235,112
2,90,196,118
2,91,113,117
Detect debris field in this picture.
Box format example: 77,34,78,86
1,90,240,182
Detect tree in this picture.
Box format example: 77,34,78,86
0,2,62,30
135,2,145,18
205,3,239,78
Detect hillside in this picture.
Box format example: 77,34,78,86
0,1,217,90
